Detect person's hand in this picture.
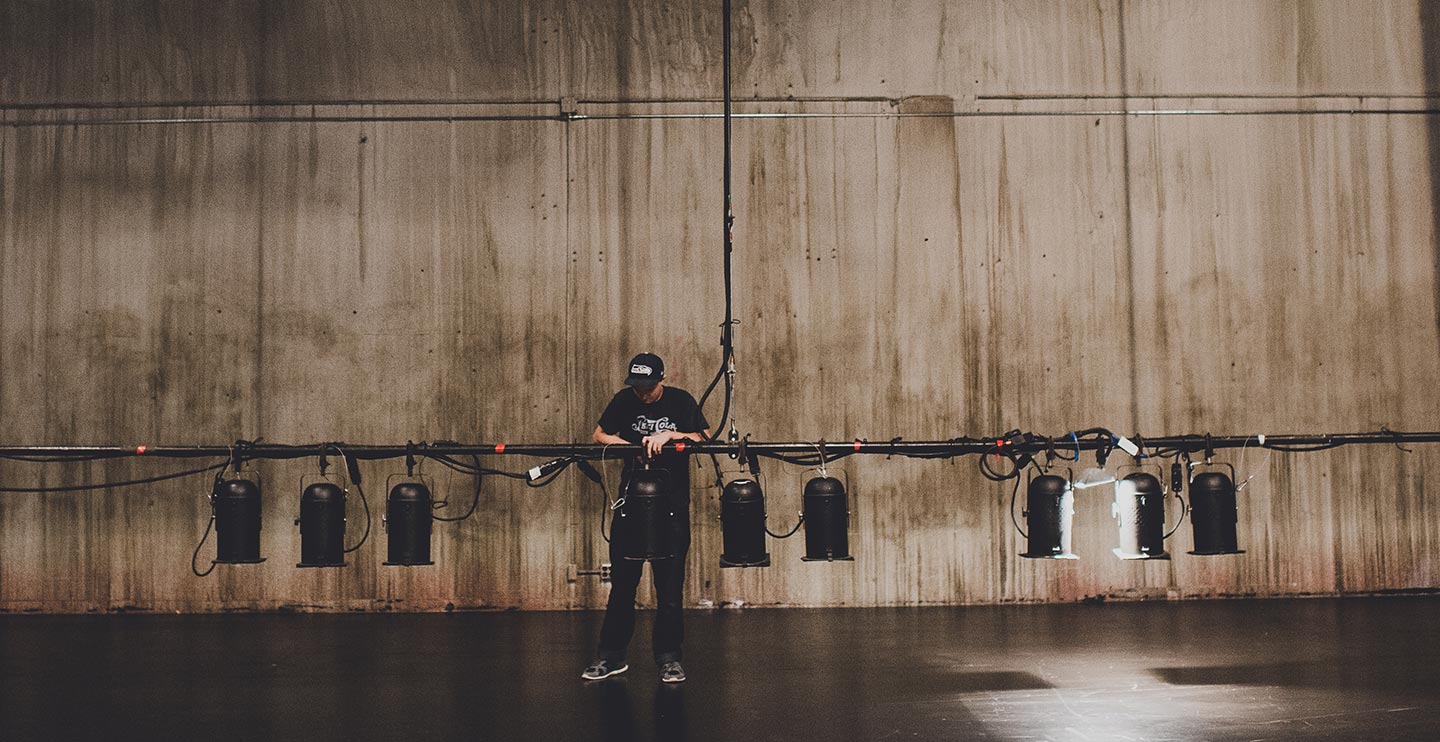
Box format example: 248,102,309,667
642,431,675,458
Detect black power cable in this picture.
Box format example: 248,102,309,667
525,458,575,488
765,515,804,540
0,452,132,463
1163,492,1190,540
580,445,630,545
1261,440,1343,452
431,455,484,522
189,466,229,577
1007,475,1027,539
0,459,228,493
190,513,217,577
699,0,738,440
329,445,371,554
425,452,529,480
979,447,1024,482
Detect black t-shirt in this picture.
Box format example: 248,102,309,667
597,386,709,507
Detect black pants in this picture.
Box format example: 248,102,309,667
598,509,690,665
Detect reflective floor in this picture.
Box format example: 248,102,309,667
0,596,1437,741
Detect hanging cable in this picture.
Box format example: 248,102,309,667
0,459,228,493
425,452,529,479
1235,437,1276,493
1007,474,1027,539
0,451,133,463
592,444,617,544
525,457,575,488
753,445,823,540
978,435,1025,481
1380,426,1416,453
707,452,726,490
765,516,805,539
432,455,483,522
329,444,371,554
1260,439,1342,452
1163,491,1190,539
700,0,738,439
189,466,230,577
189,513,217,577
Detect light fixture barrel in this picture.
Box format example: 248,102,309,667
1188,471,1244,555
1022,474,1078,559
213,478,264,564
1113,472,1169,560
802,476,853,562
615,469,676,561
297,482,346,567
720,478,770,567
384,481,435,566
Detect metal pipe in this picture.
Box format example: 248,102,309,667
0,95,897,112
2,431,1438,461
2,114,565,128
0,98,546,110
5,93,1431,113
9,108,1440,129
980,93,1440,101
574,108,1440,119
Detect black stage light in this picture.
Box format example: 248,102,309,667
212,475,265,564
719,478,770,567
384,479,435,566
615,467,676,561
296,462,347,568
1188,463,1245,555
1112,470,1170,560
802,475,853,562
1021,472,1078,559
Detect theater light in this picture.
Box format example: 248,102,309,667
212,474,264,565
719,478,770,567
802,475,853,562
1112,470,1170,560
1187,462,1244,555
615,466,676,561
296,456,347,568
1021,472,1078,559
384,477,435,566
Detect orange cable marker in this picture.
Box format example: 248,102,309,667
853,440,862,451
135,445,147,455
494,443,506,454
674,441,686,452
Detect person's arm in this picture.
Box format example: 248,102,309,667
593,425,628,446
641,428,710,458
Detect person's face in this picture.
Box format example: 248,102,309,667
631,380,663,404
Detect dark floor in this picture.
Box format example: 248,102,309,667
0,597,1437,741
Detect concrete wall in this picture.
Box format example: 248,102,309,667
1,0,1437,612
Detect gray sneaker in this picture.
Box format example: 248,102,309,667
659,660,686,683
581,658,629,681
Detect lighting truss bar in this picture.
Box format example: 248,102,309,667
2,430,1438,462
11,108,1440,129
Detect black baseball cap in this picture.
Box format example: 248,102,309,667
624,353,665,386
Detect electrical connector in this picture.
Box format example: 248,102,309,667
527,457,570,482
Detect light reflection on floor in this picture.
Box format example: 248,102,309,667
0,596,1436,741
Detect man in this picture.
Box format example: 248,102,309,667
582,352,709,684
